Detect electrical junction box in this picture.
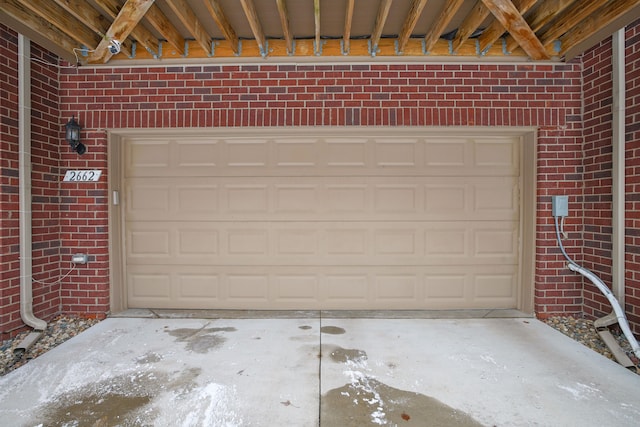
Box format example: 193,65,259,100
552,195,569,217
71,253,88,264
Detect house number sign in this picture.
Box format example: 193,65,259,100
63,170,102,182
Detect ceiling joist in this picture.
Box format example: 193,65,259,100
275,0,293,55
203,0,239,54
478,0,537,53
240,0,266,56
397,0,429,54
371,0,393,55
1,0,635,65
89,0,156,63
504,0,576,53
424,0,466,53
164,0,212,56
481,0,549,60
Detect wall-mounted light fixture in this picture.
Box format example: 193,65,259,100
65,116,86,155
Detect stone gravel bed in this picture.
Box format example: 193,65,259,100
1,314,638,377
544,315,639,374
1,315,101,376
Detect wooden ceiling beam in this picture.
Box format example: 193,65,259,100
424,0,465,52
144,3,185,55
343,0,355,54
53,0,110,35
52,0,133,57
560,0,640,55
477,0,537,53
397,0,429,53
93,0,159,58
240,0,267,55
203,0,239,54
539,0,608,47
1,0,79,55
16,0,100,51
275,0,293,55
452,0,490,53
481,0,549,60
164,0,212,56
504,0,576,53
371,0,393,54
314,0,321,54
89,0,155,63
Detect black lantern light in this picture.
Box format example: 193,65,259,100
65,116,86,155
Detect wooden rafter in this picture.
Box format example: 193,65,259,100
424,0,465,52
1,0,79,55
504,0,576,53
371,0,393,54
93,0,158,58
164,0,212,56
240,0,266,55
52,0,133,57
0,0,634,63
452,0,490,53
481,0,549,60
17,0,100,51
559,0,640,55
314,0,321,54
144,3,184,55
478,0,537,53
89,0,155,63
203,0,239,54
276,0,293,54
397,0,429,53
539,0,608,47
343,0,355,53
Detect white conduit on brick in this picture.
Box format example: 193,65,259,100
16,34,46,354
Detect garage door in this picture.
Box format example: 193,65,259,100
122,130,521,310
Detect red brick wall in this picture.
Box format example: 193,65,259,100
582,37,615,319
624,21,640,329
55,62,584,319
582,20,640,333
0,25,21,338
17,22,640,336
0,27,61,339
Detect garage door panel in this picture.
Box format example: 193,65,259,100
123,132,522,310
126,177,517,222
125,136,519,178
126,265,517,310
126,221,518,266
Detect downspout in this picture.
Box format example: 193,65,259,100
611,29,626,306
15,34,47,355
594,29,629,337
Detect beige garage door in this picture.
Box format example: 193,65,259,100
122,130,521,310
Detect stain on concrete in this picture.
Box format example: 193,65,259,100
299,325,312,330
322,380,483,426
166,326,236,353
30,368,203,426
322,345,482,426
136,352,162,364
320,326,346,335
328,346,368,364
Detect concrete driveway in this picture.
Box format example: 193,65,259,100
1,310,639,426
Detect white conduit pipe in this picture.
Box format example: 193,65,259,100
554,216,640,360
16,34,46,354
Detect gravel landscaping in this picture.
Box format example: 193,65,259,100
1,315,101,376
1,314,638,376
